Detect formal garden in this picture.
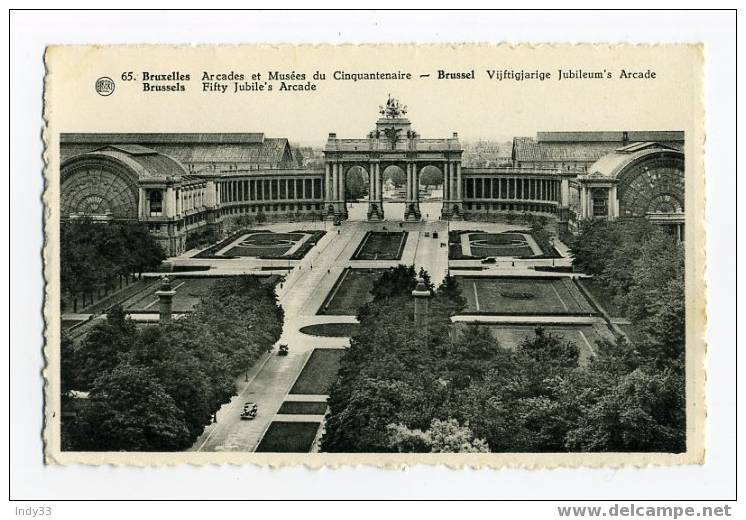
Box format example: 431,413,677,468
351,231,408,260
290,348,346,395
456,275,597,315
317,268,385,315
466,232,536,258
255,421,322,453
448,220,560,260
195,229,326,260
480,323,613,365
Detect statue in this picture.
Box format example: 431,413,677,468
379,94,407,119
383,126,402,150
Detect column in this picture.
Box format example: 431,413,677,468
443,163,451,201
449,162,455,200
336,164,341,201
375,163,381,202
608,185,618,219
325,163,332,201
410,163,415,200
329,166,334,201
138,187,145,219
456,162,462,200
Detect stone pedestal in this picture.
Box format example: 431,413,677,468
155,276,176,323
412,277,431,347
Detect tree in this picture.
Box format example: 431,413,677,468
60,332,79,395
369,265,418,301
75,306,139,390
60,219,165,310
419,168,443,188
73,363,192,451
566,367,685,452
345,168,369,200
517,327,580,371
323,378,424,452
437,274,467,311
388,418,489,453
382,167,406,187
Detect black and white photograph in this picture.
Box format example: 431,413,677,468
46,42,702,464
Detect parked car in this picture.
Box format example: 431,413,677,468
481,257,497,264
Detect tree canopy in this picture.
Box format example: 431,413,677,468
345,168,369,200
61,275,284,451
61,219,166,309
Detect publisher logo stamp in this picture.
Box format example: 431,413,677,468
95,77,115,96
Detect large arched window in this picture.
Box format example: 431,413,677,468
616,153,684,217
60,161,139,219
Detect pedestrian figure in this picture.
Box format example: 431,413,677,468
512,261,515,267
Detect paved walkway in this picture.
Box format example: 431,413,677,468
192,219,380,452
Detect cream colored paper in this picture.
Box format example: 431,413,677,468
44,44,706,467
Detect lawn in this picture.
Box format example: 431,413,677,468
578,279,624,317
254,421,321,453
277,401,329,415
468,232,535,258
299,322,360,337
317,268,384,316
457,276,597,315
481,323,614,365
120,276,279,313
290,348,346,395
120,277,221,313
351,231,408,260
225,232,306,258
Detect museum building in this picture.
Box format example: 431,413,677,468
59,100,686,256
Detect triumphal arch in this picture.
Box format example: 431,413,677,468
323,96,464,221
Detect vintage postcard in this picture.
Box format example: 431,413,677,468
43,43,705,467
